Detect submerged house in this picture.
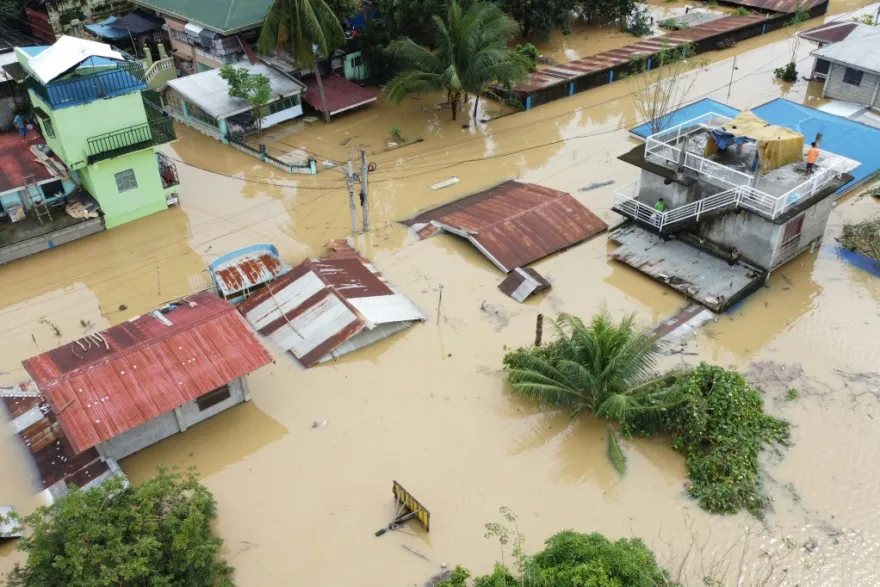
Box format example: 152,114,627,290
6,291,271,500
238,242,425,367
14,36,181,229
611,110,858,311
809,25,880,108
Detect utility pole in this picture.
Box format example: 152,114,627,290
346,159,357,233
726,55,737,104
360,147,370,232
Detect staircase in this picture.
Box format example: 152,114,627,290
143,58,175,91
22,175,52,225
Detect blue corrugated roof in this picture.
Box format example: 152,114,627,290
752,98,880,194
85,16,130,40
20,46,48,56
630,98,739,138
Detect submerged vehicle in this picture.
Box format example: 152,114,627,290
208,243,289,304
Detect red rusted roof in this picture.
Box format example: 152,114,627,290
498,267,551,302
0,130,56,193
508,16,764,93
718,0,825,12
799,21,859,44
303,74,376,116
21,291,272,454
403,181,607,272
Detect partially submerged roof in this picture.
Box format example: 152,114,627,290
1,382,119,496
131,0,272,34
24,35,124,84
302,74,376,116
498,267,551,303
209,243,289,298
402,180,608,273
167,62,304,120
798,20,859,44
811,25,880,73
716,0,825,12
22,291,272,454
630,98,739,139
237,246,425,368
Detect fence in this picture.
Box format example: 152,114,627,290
27,61,146,109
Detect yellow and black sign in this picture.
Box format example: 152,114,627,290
375,481,431,536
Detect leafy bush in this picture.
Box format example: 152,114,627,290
4,468,233,587
626,364,790,515
438,529,677,587
733,6,751,15
774,62,797,82
625,6,653,36
659,17,680,29
841,215,880,261
516,43,540,72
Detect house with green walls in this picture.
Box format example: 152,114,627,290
15,35,179,229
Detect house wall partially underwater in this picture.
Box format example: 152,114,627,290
96,377,250,461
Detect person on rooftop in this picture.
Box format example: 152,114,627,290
654,198,666,212
805,141,820,176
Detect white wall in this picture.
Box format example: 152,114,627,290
261,103,304,130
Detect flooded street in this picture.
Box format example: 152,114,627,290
2,2,880,584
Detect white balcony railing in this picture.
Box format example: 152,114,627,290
643,112,859,219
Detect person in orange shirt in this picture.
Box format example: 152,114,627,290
805,142,820,175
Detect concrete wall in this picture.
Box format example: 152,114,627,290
771,194,834,269
0,217,105,265
695,207,781,270
78,148,168,228
822,63,880,106
637,169,692,209
98,377,250,461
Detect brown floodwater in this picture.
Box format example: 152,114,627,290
1,3,879,584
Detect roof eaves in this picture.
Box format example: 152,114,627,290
811,50,880,75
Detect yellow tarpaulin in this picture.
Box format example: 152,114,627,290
704,110,804,175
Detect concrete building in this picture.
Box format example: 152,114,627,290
18,291,272,473
14,36,180,229
611,110,858,311
809,25,880,107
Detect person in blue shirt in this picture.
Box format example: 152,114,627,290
13,113,27,137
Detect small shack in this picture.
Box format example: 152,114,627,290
165,62,305,139
19,291,272,467
238,243,425,367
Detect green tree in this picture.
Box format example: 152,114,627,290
386,1,528,121
377,0,450,47
326,0,360,18
219,65,272,138
3,469,233,587
257,0,345,123
502,311,673,441
499,0,578,40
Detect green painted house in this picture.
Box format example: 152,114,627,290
16,35,179,228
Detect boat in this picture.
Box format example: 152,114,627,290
208,243,289,304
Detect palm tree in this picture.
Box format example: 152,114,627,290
385,1,528,121
502,311,682,474
258,0,345,124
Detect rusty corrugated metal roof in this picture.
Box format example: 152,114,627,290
508,16,764,93
403,180,607,272
498,267,551,302
237,253,425,368
719,0,825,13
798,21,858,44
209,243,288,298
21,291,272,454
1,383,110,491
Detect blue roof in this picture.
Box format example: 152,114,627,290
20,46,48,56
629,98,738,138
752,98,880,194
45,68,147,109
630,97,880,194
85,16,130,40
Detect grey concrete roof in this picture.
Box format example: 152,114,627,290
811,25,880,73
167,62,304,120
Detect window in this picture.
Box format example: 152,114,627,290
842,67,863,86
196,385,232,411
114,169,138,192
266,95,301,115
781,214,804,246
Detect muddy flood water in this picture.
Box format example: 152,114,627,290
2,2,880,585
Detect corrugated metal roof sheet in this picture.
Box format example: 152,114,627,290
209,244,288,298
237,254,425,367
719,0,825,13
26,35,125,84
302,74,377,116
498,267,551,302
509,16,764,93
403,180,607,272
810,26,880,73
799,21,859,44
21,291,272,454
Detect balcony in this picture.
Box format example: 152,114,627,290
26,61,147,110
87,116,176,164
157,153,179,189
